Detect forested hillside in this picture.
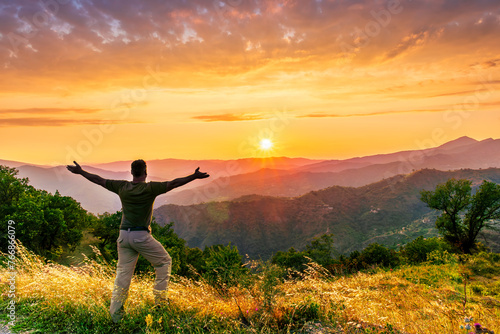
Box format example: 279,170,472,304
154,168,500,258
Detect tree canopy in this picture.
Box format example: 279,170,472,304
0,165,91,259
420,178,500,254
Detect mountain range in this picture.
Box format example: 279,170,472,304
3,136,499,213
157,136,500,206
2,157,321,213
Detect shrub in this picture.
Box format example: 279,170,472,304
201,243,248,295
466,252,500,278
272,247,308,273
304,233,337,267
283,297,321,325
272,234,338,274
401,236,451,264
359,243,399,268
255,261,286,311
426,249,458,265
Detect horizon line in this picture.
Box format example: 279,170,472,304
0,135,494,167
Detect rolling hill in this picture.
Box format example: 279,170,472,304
154,168,500,258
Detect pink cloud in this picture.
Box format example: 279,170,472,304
0,0,498,93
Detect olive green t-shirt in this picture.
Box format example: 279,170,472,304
104,180,169,230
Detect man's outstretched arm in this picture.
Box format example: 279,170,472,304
165,167,209,191
66,161,107,187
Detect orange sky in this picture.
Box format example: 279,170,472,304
0,0,499,165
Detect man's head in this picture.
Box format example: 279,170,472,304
131,159,147,177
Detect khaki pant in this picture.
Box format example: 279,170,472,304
109,229,172,323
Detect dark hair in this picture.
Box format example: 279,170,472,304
131,159,147,177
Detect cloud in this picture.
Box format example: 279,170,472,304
430,88,494,98
0,107,102,115
0,107,143,127
0,0,499,93
475,100,500,107
192,113,269,122
483,59,500,68
471,58,500,69
300,109,447,118
384,30,434,60
0,117,142,127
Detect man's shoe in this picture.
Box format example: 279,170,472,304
111,313,123,324
153,298,169,310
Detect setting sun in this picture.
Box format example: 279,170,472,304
260,139,273,150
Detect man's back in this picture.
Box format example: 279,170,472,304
105,180,168,229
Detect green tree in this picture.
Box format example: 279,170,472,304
304,233,337,267
272,234,338,274
272,247,308,273
92,210,122,261
4,189,90,259
421,178,500,254
400,236,450,264
359,243,399,268
183,247,205,278
345,250,362,271
1,165,91,259
0,166,29,218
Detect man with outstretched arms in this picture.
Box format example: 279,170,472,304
67,159,209,323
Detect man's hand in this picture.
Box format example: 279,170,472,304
67,161,83,174
66,161,106,186
164,167,209,191
193,167,209,179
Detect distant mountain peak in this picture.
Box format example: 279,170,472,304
436,136,478,150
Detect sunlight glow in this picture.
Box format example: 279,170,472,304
260,138,273,150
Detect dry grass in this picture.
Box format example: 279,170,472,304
1,244,499,333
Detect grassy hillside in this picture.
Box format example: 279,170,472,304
154,168,500,258
1,244,500,333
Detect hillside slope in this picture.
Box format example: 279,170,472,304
154,168,500,258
